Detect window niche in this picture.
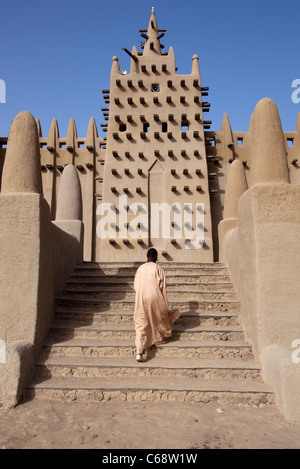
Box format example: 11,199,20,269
162,122,168,133
119,123,127,132
151,83,160,92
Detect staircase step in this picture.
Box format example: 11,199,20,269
70,274,232,283
55,297,240,313
65,280,236,292
25,261,274,406
59,289,238,301
53,310,240,327
75,261,227,269
32,355,264,381
24,374,274,406
73,262,230,276
47,323,245,342
39,338,254,360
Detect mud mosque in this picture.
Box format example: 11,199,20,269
0,9,299,424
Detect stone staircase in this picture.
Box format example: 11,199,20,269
24,262,275,406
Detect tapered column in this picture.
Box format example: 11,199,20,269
224,160,248,219
56,164,82,221
218,159,248,262
251,98,289,185
1,111,43,194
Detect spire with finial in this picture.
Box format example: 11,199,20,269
142,7,162,55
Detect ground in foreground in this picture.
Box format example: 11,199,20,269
0,397,299,449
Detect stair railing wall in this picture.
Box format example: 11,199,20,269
0,112,83,408
220,98,300,423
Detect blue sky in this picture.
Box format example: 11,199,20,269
1,0,299,138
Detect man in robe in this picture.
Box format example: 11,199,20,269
133,248,180,362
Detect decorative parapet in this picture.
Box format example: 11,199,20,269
0,111,84,408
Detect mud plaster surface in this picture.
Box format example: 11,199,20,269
0,397,299,449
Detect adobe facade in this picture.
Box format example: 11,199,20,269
1,9,298,263
0,8,299,423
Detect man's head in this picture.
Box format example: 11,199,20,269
147,248,158,263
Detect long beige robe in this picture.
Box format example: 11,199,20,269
134,261,180,354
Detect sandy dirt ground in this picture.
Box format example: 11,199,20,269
0,396,300,450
